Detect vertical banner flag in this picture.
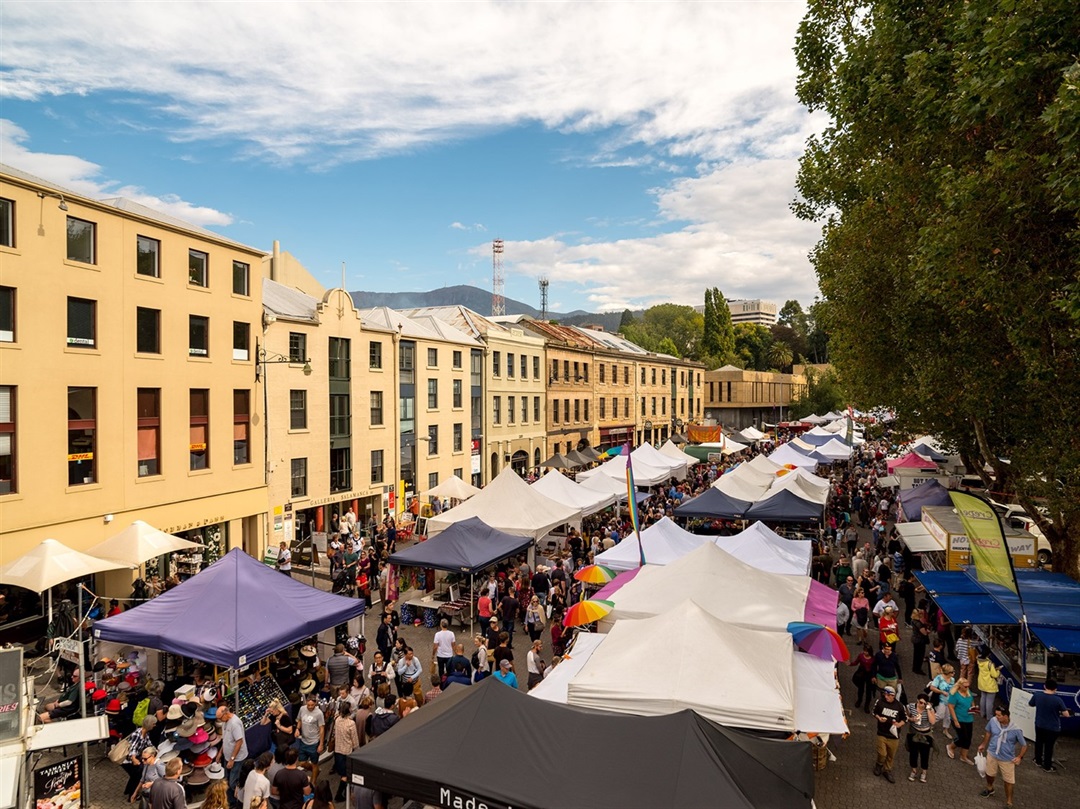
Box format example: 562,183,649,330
846,405,855,445
948,491,1019,594
624,442,646,566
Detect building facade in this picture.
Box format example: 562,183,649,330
725,298,778,326
703,365,808,429
0,165,268,592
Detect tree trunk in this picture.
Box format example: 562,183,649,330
972,418,1011,495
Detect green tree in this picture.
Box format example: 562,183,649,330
620,303,703,359
795,0,1080,576
766,341,793,372
733,323,774,371
702,289,720,356
789,367,846,420
619,309,636,329
778,300,809,340
714,288,736,363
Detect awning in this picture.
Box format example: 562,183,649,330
932,594,1015,626
895,522,943,553
1030,626,1080,655
915,571,987,596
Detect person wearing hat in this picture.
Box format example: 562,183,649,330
215,703,248,807
493,659,519,689
871,685,906,781
485,617,501,652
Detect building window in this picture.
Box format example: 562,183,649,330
66,297,96,348
641,367,646,384
233,390,250,464
232,260,250,296
551,358,558,381
189,389,210,470
136,307,160,354
330,337,351,379
453,350,462,369
652,368,657,385
232,321,250,361
651,397,657,416
564,400,570,423
369,340,383,369
0,198,13,248
427,378,438,409
641,397,646,416
611,364,617,382
399,341,414,373
452,379,463,409
453,423,463,452
0,286,14,342
289,332,307,363
492,351,501,376
67,217,95,264
427,425,438,455
681,371,686,386
625,397,630,416
574,399,580,422
600,398,606,418
520,354,527,378
330,393,351,437
508,395,516,424
612,397,618,418
521,396,528,423
563,360,569,381
584,363,590,382
661,397,667,415
454,466,464,480
492,396,501,424
427,347,438,367
189,315,209,356
552,399,559,424
599,364,606,383
533,396,540,422
428,472,439,491
507,355,515,378
533,356,540,379
290,458,307,497
584,399,590,421
573,362,579,381
67,387,96,486
137,388,161,477
370,449,384,484
0,386,14,493
370,391,383,426
290,390,307,430
624,367,629,384
188,249,208,286
330,447,351,492
137,236,160,277
662,369,667,385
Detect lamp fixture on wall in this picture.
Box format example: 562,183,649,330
38,191,69,211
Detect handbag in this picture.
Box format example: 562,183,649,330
109,737,132,763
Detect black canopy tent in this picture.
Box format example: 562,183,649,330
386,516,534,632
347,678,814,809
744,489,823,523
674,486,753,520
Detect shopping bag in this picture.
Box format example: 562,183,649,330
974,752,987,777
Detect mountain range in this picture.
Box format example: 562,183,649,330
349,285,629,332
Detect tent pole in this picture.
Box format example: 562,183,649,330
469,573,474,637
232,668,240,713
78,586,91,808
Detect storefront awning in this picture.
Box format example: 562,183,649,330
933,594,1015,626
1029,626,1080,655
895,522,943,553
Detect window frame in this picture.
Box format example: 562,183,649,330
289,332,307,363
0,286,15,343
369,340,383,369
0,198,13,248
232,321,250,361
427,347,438,367
452,350,463,369
188,248,209,287
66,216,96,264
136,235,160,278
188,314,210,357
0,385,15,493
189,388,210,471
427,424,438,455
233,390,251,465
370,390,384,426
453,423,463,452
289,389,308,430
427,378,438,409
291,458,308,498
136,306,160,354
137,388,161,477
67,386,97,486
452,379,463,409
370,449,384,484
232,260,250,296
66,297,96,348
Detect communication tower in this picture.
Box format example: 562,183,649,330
539,276,549,321
491,239,505,317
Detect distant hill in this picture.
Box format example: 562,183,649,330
350,285,633,332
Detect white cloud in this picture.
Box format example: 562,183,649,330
449,222,468,231
0,120,233,226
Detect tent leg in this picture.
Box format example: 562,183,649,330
232,668,240,713
469,574,474,637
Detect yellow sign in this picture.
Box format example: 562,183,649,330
949,491,1018,593
189,443,207,451
67,452,93,461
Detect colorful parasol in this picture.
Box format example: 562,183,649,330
787,621,850,662
573,564,617,585
563,599,615,627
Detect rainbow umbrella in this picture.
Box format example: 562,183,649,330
787,621,849,662
563,599,615,627
573,564,616,585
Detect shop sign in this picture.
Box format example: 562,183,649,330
387,489,396,511
308,493,363,507
159,516,225,534
52,638,81,666
189,443,207,451
34,755,81,807
438,786,506,809
0,646,23,742
66,452,93,461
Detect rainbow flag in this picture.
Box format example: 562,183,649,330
624,442,646,566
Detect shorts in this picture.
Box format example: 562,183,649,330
297,740,319,763
985,755,1016,784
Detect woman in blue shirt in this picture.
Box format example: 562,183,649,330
946,677,977,765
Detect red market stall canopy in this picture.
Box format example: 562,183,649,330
93,548,366,669
347,678,814,809
886,451,938,473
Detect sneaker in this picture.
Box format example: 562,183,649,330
873,763,883,777
908,772,917,782
883,770,895,783
980,788,996,798
920,773,927,783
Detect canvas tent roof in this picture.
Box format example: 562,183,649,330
658,439,699,465
799,414,826,424
532,469,616,516
421,474,480,501
632,443,688,478
593,516,715,572
747,454,784,474
348,677,814,809
577,452,672,487
815,438,853,461
736,425,766,441
577,472,650,503
912,442,948,462
715,521,813,575
714,469,772,502
897,479,953,522
93,548,366,669
886,452,939,473
386,517,533,574
674,486,752,520
745,489,824,523
764,473,829,505
568,601,797,731
768,443,820,469
600,543,812,631
425,467,581,540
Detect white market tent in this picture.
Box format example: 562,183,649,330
789,437,819,453
768,443,820,469
576,472,644,503
86,520,203,567
735,426,766,442
714,522,813,575
697,438,750,456
567,601,797,731
532,470,616,517
632,444,688,479
577,453,672,487
714,470,771,502
658,439,699,466
594,517,715,572
799,414,827,424
529,631,607,704
598,543,811,632
0,538,129,593
425,467,581,540
816,438,853,462
763,473,829,506
422,474,482,501
747,454,784,475
821,411,845,422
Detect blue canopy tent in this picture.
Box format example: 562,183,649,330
93,547,366,669
744,489,823,523
796,432,837,447
912,443,948,462
387,517,534,574
674,487,752,520
897,479,953,521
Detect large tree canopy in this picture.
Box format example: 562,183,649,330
795,0,1080,576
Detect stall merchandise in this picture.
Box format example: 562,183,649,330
234,677,289,729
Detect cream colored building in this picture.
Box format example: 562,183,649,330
401,307,546,483
703,365,808,429
0,164,268,596
359,306,480,509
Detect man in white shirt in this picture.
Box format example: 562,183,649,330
276,542,292,577
242,753,273,809
432,619,456,680
873,591,898,618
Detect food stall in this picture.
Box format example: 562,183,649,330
921,506,1039,571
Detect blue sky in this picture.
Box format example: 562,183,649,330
1,1,823,313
